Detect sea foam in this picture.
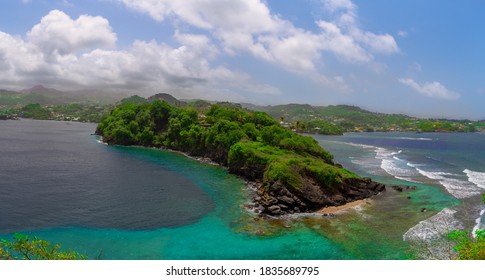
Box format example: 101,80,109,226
376,148,419,183
403,208,462,259
464,169,485,190
415,167,481,199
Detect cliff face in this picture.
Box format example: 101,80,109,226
258,177,385,215
96,100,386,216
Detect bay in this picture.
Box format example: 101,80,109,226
3,120,481,259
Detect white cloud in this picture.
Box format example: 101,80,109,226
323,0,357,13
0,1,402,101
27,10,117,57
0,10,278,102
119,0,399,77
316,20,371,62
398,30,408,38
399,78,460,100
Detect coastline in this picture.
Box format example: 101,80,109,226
96,135,387,217
318,199,370,215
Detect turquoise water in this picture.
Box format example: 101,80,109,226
313,133,485,258
2,121,477,259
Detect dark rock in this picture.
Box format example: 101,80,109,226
267,205,282,215
421,208,427,212
362,177,372,184
278,204,288,210
347,190,363,198
278,195,295,205
267,197,278,205
278,188,292,197
407,196,412,199
268,205,280,211
375,184,386,192
392,186,404,192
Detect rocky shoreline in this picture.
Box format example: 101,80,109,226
158,145,390,216
98,138,391,217
245,177,387,216
146,144,392,217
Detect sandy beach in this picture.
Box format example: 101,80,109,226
318,199,370,215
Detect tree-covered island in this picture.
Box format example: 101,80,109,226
96,99,387,215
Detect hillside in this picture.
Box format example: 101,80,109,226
0,85,126,108
95,100,386,215
243,103,484,133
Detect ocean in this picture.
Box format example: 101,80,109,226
1,119,483,259
313,132,485,258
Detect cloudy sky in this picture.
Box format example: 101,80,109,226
0,0,484,119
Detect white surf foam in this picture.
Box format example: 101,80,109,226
415,167,482,199
345,142,376,149
464,169,485,190
376,148,419,182
395,137,433,141
403,208,462,259
473,208,485,238
403,208,461,242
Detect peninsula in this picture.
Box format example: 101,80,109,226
95,99,386,215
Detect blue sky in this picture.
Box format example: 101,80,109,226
0,0,484,119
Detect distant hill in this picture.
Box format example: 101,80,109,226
119,95,148,105
242,103,483,133
0,85,126,108
148,93,186,107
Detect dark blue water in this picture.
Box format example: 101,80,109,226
0,119,214,232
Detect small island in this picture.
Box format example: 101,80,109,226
95,99,386,215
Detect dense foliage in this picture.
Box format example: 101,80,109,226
96,101,358,193
448,229,485,260
448,194,485,260
0,233,85,260
245,103,485,133
4,103,112,122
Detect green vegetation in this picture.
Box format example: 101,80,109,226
4,88,484,133
21,103,52,119
448,229,485,260
448,194,485,260
119,95,147,105
0,86,125,123
0,108,18,120
0,233,85,260
245,103,485,134
96,101,357,193
13,103,113,122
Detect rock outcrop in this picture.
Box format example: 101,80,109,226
252,177,387,216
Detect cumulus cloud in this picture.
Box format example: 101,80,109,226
399,78,460,100
0,1,402,101
27,10,117,57
118,0,399,75
0,9,278,101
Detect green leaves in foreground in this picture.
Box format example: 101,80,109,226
448,229,485,260
447,194,485,260
0,233,86,260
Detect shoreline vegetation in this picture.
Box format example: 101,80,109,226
2,87,485,133
95,99,391,216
